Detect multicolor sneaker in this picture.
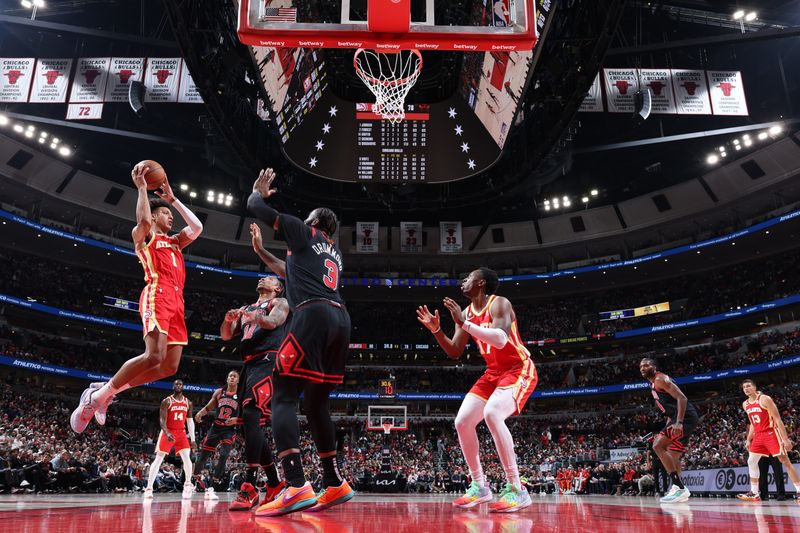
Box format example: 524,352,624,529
260,480,286,506
229,482,259,511
488,483,532,513
660,486,690,503
453,481,493,509
70,384,101,433
306,480,355,512
736,492,761,502
255,482,317,517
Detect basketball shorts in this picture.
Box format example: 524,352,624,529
275,301,350,385
238,353,277,425
157,429,190,454
201,425,236,453
139,284,188,345
750,430,784,456
659,415,698,454
468,360,538,415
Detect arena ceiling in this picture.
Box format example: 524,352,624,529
0,0,799,226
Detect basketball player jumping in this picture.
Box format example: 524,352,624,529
736,379,800,502
247,168,354,516
417,268,537,513
193,370,240,500
71,163,203,433
639,358,698,503
221,276,289,511
144,379,196,499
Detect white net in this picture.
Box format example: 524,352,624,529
354,48,423,123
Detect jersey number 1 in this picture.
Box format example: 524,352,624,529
173,411,184,421
323,259,339,289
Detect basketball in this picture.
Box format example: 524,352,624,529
136,160,167,191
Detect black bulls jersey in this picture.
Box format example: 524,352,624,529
238,298,286,362
213,389,239,426
279,214,344,308
650,372,698,421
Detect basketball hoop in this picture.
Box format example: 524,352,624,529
354,48,423,123
382,422,394,435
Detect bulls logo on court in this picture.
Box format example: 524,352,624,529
44,70,61,85
614,80,631,95
718,82,735,97
118,69,135,83
681,81,699,95
647,81,666,96
83,69,101,84
155,69,172,84
5,70,23,84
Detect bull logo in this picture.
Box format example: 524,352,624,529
681,81,699,95
647,81,665,96
719,82,735,97
118,69,134,83
44,70,61,85
83,69,100,84
446,228,456,237
155,69,172,84
363,228,372,238
5,70,23,84
614,80,631,95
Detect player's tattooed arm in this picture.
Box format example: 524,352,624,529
131,163,153,248
250,223,286,277
159,398,173,441
195,389,220,423
417,303,469,359
243,298,289,330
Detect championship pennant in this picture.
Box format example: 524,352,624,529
639,69,676,114
178,64,203,103
671,69,712,115
29,58,73,103
400,221,423,253
356,222,379,253
104,58,145,102
707,71,748,116
0,58,35,102
603,68,639,113
439,221,463,253
144,58,181,103
578,74,603,112
69,58,111,103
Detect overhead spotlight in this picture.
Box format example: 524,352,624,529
179,183,189,191
743,139,752,147
49,143,57,149
39,131,47,138
38,137,45,144
543,199,550,206
544,204,551,211
742,134,750,141
224,199,232,207
563,200,571,207
735,144,742,151
26,124,34,131
13,124,23,133
0,115,8,126
562,195,569,202
720,151,727,158
208,190,215,197
189,191,197,198
217,197,224,205
21,0,33,8
52,137,59,143
590,189,598,196
732,139,739,145
745,12,757,21
58,146,71,156
733,10,744,20
757,132,768,140
24,130,33,138
769,125,782,135
581,196,589,203
706,154,719,164
226,194,233,202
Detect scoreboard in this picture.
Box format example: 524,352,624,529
356,103,428,182
378,378,396,400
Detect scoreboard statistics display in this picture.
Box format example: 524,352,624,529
599,302,671,321
379,378,396,400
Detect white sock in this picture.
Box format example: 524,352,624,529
484,388,522,491
793,482,800,493
93,382,120,404
751,482,759,494
147,453,166,490
455,395,487,489
179,449,193,486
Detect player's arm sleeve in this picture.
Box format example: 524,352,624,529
277,213,312,251
172,198,203,247
187,418,196,443
461,321,508,349
247,192,280,227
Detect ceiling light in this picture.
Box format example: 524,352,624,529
732,139,739,145
718,146,725,152
49,143,57,149
0,115,8,126
742,134,750,141
226,194,233,202
179,184,188,191
217,198,224,204
26,124,34,131
52,137,59,143
733,10,744,20
563,200,571,207
544,204,551,211
743,139,752,147
720,151,727,158
706,154,719,164
38,137,45,144
735,144,742,151
208,190,214,197
757,132,768,140
581,197,589,203
590,189,598,196
744,12,757,22
189,191,197,198
39,131,47,138
21,0,33,8
24,130,33,138
769,125,782,135
58,146,71,156
224,200,232,207
543,199,550,206
13,124,23,133
562,196,568,202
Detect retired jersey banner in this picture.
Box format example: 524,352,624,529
29,58,73,103
66,103,103,120
707,71,748,116
0,58,35,102
144,57,181,103
439,221,463,253
400,222,423,253
639,69,676,114
603,68,639,113
104,57,144,102
578,74,603,112
69,57,111,103
356,222,379,253
178,62,203,103
671,69,711,115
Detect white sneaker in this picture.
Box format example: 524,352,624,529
143,488,154,499
70,385,100,433
182,483,194,500
204,487,219,500
89,382,112,426
660,486,690,503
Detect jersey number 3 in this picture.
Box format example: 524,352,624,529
323,259,338,290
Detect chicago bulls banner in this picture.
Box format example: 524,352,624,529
178,63,203,103
356,222,379,253
439,221,463,253
104,57,144,102
0,58,35,102
603,68,639,113
69,57,111,103
707,71,748,116
671,69,711,115
29,58,73,103
578,74,603,112
400,221,423,253
144,57,181,103
639,69,676,114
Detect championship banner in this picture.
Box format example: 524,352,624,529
578,74,603,112
400,221,423,253
143,57,181,103
707,70,748,116
356,222,379,253
29,58,73,103
0,58,35,102
639,69,676,114
104,57,144,102
439,221,463,253
178,62,203,103
603,68,638,113
69,57,111,103
671,69,711,115
66,103,103,120
680,465,800,494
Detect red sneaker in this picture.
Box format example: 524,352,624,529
229,482,259,511
260,480,286,506
255,482,317,517
306,480,355,512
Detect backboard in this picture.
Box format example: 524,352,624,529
238,0,537,52
367,405,408,432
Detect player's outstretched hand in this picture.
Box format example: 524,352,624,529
250,223,264,251
443,297,465,326
131,163,149,190
224,308,242,323
153,176,176,203
416,305,441,333
253,168,277,199
194,412,204,423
